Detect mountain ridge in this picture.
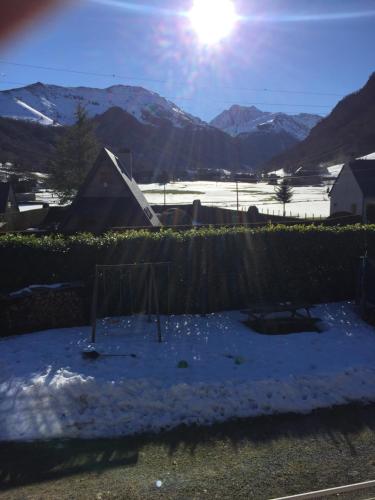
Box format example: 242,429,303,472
0,81,320,141
0,105,300,175
262,72,375,172
0,81,337,175
210,104,321,141
0,82,206,129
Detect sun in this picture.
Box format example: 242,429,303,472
188,0,238,46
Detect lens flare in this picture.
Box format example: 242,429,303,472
188,0,237,45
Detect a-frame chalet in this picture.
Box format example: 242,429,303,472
61,148,161,233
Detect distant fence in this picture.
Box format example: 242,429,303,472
258,207,325,220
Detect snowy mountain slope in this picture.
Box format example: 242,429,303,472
14,98,55,125
0,82,324,174
210,105,321,140
0,106,299,174
0,82,206,128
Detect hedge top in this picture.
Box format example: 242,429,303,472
0,224,373,249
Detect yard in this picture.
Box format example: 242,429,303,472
2,404,375,499
1,302,375,441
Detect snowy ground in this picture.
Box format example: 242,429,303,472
13,151,375,216
139,181,331,218
20,182,330,216
1,302,375,442
19,189,60,212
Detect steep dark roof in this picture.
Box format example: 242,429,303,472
0,182,11,213
349,160,375,197
61,147,161,232
103,148,160,225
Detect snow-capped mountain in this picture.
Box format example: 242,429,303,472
0,82,321,142
0,82,327,175
210,105,321,140
0,82,206,128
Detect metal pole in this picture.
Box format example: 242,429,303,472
90,267,99,343
236,180,239,214
167,264,170,315
129,269,134,314
151,265,162,343
271,479,375,500
147,265,152,323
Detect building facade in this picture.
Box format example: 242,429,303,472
329,159,375,221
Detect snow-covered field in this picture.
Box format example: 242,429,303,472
140,181,331,218
1,302,375,442
25,181,330,217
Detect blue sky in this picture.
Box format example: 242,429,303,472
0,0,374,121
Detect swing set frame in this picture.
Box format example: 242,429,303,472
90,262,171,344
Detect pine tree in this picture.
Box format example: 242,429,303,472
157,169,170,206
274,178,293,217
49,104,99,202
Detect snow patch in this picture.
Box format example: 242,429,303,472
14,99,56,126
327,163,344,177
268,168,287,177
9,282,81,298
326,152,375,178
358,151,375,160
1,303,375,441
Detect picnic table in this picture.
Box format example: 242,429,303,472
241,302,312,322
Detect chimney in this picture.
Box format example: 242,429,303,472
117,148,133,179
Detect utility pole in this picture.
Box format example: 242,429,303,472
236,179,239,213
118,147,133,179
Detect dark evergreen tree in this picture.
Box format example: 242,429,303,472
157,169,170,206
274,178,293,217
48,104,99,202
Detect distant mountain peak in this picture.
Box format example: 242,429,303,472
24,81,48,93
0,82,206,129
228,104,261,112
210,104,321,140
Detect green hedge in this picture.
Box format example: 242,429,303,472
0,225,372,313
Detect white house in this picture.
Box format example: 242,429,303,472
329,159,375,221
